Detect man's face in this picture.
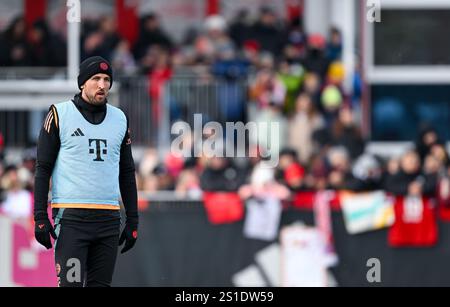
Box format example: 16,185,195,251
81,73,110,105
401,152,420,174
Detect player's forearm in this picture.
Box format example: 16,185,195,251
34,111,60,221
34,160,54,221
119,172,138,220
119,145,138,220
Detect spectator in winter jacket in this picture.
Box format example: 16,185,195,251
326,27,342,61
133,13,173,62
313,107,365,161
29,19,66,66
288,92,325,164
302,33,330,81
0,16,32,66
247,7,287,57
429,143,450,171
274,148,305,191
415,126,439,164
238,160,290,200
81,16,121,62
325,146,357,190
331,107,365,160
349,153,384,191
200,155,246,192
0,165,32,219
277,60,304,115
228,9,252,49
383,150,437,197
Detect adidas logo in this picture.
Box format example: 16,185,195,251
71,128,85,136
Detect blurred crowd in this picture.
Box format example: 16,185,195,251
0,16,66,67
0,7,343,74
1,7,450,219
136,125,450,201
0,144,35,220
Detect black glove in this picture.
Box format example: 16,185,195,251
35,218,57,249
119,218,138,254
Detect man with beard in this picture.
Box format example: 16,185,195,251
33,56,138,287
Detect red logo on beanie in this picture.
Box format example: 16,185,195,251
132,230,138,239
100,62,109,70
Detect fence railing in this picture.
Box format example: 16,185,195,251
0,67,67,80
118,75,249,155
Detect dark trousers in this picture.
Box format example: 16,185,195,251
54,219,120,287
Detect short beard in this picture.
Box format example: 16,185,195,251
87,93,107,105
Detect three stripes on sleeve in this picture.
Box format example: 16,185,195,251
43,105,59,133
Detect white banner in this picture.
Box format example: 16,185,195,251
243,197,282,241
340,191,395,234
280,225,328,287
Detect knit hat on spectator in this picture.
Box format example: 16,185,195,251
204,15,227,32
284,163,305,185
308,33,326,49
243,40,260,53
327,61,345,84
251,162,275,188
321,84,342,110
77,56,113,90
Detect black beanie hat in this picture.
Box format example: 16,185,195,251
77,56,113,90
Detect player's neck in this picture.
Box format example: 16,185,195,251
75,93,106,113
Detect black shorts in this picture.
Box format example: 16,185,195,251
53,208,121,287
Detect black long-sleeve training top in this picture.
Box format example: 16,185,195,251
34,93,138,223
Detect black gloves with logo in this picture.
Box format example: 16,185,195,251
35,218,57,249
